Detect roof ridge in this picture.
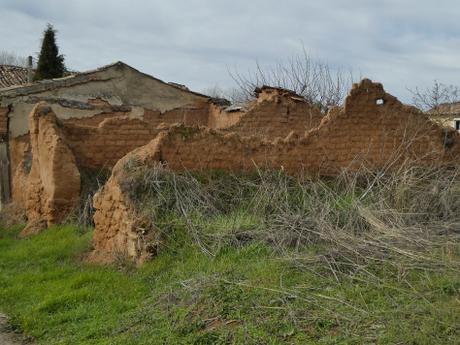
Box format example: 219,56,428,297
0,64,28,69
0,61,211,100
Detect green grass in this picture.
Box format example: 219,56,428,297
0,224,459,344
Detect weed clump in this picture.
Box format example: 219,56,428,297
66,167,111,231
120,162,460,279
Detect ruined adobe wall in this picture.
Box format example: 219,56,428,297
303,79,452,173
9,135,30,206
61,103,210,169
91,79,459,263
4,64,331,209
62,116,160,168
159,80,453,175
218,88,324,139
20,103,80,237
91,134,165,263
8,105,211,205
207,103,244,129
3,63,212,206
144,103,210,127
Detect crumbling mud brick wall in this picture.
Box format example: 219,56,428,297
303,79,456,173
144,104,210,128
91,79,460,263
9,103,211,230
20,103,80,237
207,103,244,129
62,104,211,169
2,61,333,214
62,117,159,168
1,62,213,208
209,86,323,138
9,135,30,206
90,135,165,263
159,80,455,175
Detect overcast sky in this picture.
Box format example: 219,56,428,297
1,0,460,102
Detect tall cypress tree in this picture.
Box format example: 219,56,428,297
34,24,65,81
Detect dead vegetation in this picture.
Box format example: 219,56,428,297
119,157,460,282
66,167,111,230
409,80,460,112
107,158,460,341
230,50,356,111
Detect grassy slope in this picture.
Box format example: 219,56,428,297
0,224,459,345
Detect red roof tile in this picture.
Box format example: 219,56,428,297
0,65,28,89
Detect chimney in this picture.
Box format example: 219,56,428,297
27,56,33,83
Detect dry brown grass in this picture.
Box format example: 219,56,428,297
120,156,460,283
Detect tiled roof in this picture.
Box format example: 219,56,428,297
0,61,211,100
0,65,28,89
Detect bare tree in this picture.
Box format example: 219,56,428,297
0,51,28,67
229,50,356,112
201,85,248,105
201,85,227,99
409,80,460,113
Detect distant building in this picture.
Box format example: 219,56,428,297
428,102,460,130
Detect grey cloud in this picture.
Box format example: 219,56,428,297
1,0,460,101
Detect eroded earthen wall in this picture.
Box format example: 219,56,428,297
8,99,212,208
9,135,30,206
161,80,453,175
63,116,159,168
61,104,210,169
6,78,325,209
208,103,244,129
221,87,323,139
20,103,81,237
3,62,214,208
90,135,165,263
91,79,459,263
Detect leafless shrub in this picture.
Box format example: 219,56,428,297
125,159,460,334
409,80,460,113
201,85,247,105
122,154,460,282
66,167,111,230
267,164,460,278
0,51,29,67
229,50,356,112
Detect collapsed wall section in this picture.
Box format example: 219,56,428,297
90,135,165,263
160,80,454,174
20,103,81,237
61,104,210,169
63,116,160,168
3,62,213,208
91,79,459,263
304,79,453,172
211,86,324,138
